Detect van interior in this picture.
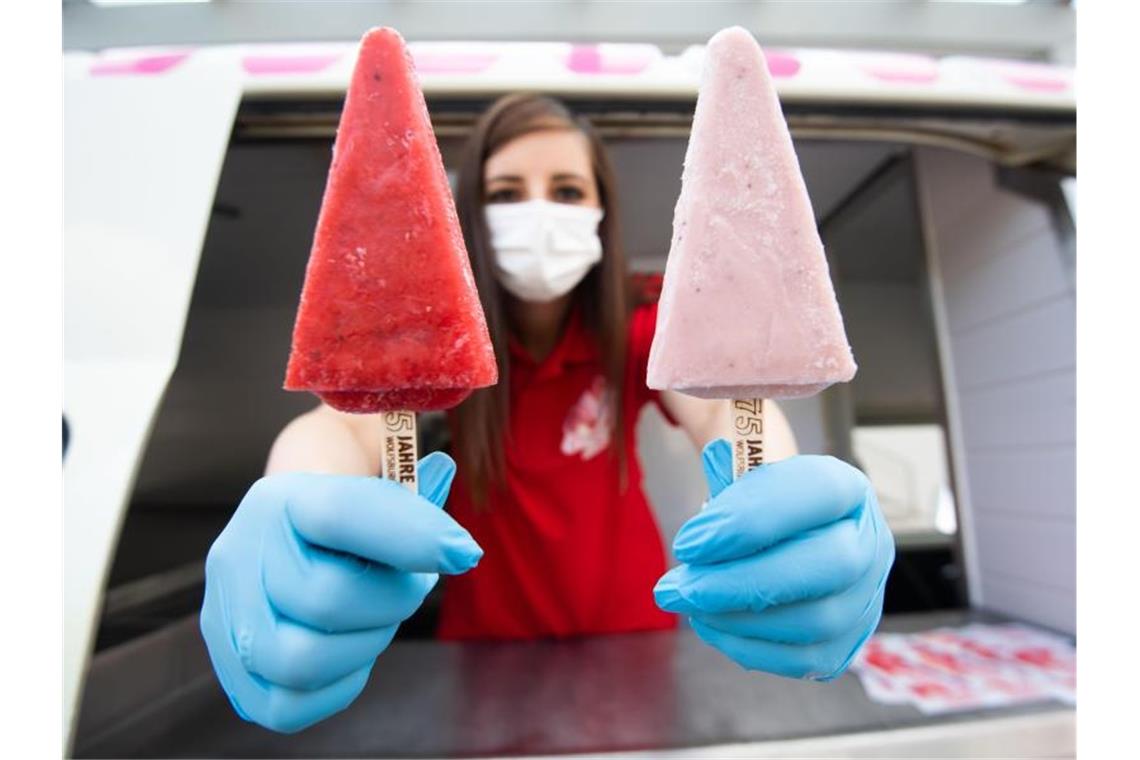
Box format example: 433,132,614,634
75,92,1075,757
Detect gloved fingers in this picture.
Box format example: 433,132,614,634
674,454,871,566
264,512,436,632
689,554,884,644
242,615,397,692
689,585,885,681
260,453,454,631
688,501,895,643
201,575,373,733
255,663,374,734
276,462,482,575
203,605,374,736
206,536,392,694
200,577,261,724
817,586,887,682
417,451,458,508
655,508,875,615
701,439,734,499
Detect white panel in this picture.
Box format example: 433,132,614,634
952,298,1075,390
973,511,1074,592
63,53,242,743
915,147,1075,634
852,425,952,537
981,574,1076,636
946,230,1071,336
966,447,1075,521
938,184,1054,282
1061,177,1076,222
959,370,1075,449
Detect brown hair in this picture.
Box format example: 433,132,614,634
453,93,630,502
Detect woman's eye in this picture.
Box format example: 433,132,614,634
486,188,520,203
553,185,585,202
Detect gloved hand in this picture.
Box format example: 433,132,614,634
654,440,895,681
199,453,482,733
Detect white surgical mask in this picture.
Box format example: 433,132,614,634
485,199,604,303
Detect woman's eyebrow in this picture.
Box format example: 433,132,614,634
485,174,524,184
552,172,589,182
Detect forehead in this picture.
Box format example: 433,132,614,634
483,128,594,179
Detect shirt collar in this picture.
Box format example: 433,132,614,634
508,306,599,379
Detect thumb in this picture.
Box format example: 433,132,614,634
701,438,733,499
417,451,457,508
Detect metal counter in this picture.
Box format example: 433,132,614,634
74,610,1071,758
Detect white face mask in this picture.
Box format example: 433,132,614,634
485,199,605,303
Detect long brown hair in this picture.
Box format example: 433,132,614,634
453,93,630,502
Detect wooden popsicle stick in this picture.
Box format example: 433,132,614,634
730,398,765,479
380,410,418,492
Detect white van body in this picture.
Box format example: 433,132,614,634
64,40,1075,752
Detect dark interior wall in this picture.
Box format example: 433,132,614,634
822,162,945,423
130,140,327,508
842,282,944,420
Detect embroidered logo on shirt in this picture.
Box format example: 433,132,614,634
561,375,613,460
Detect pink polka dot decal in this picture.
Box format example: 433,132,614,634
90,52,189,77
565,44,657,75
411,49,498,75
242,53,342,76
853,52,940,84
764,50,801,78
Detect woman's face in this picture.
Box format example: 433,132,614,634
482,129,601,209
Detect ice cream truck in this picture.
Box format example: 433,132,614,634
64,39,1075,757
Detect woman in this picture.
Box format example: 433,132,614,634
200,94,895,733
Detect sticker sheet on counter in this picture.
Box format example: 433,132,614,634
850,623,1075,714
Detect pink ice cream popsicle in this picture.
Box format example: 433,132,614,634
647,26,856,402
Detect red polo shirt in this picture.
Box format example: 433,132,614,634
438,303,678,639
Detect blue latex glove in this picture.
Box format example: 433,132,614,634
654,440,895,681
199,452,482,733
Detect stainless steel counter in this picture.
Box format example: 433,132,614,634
73,610,1071,758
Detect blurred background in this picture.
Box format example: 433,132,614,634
65,0,1075,62
64,1,1076,757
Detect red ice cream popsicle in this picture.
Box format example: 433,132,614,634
284,27,497,415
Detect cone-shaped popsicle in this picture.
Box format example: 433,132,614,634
284,28,497,413
647,27,856,400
